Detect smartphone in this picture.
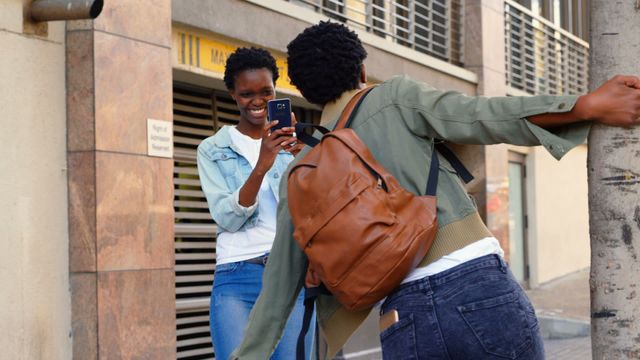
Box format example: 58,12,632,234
267,98,292,131
379,309,399,332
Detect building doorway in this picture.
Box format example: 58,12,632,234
508,151,529,287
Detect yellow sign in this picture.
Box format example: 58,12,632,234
175,30,297,92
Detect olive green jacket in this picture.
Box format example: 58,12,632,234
230,76,590,359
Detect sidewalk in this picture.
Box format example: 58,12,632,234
525,268,592,359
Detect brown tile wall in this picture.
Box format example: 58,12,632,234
97,270,176,360
68,152,97,273
67,1,174,358
71,273,98,360
93,32,172,155
95,152,174,271
94,0,172,47
67,31,95,152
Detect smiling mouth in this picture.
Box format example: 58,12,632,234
249,108,266,117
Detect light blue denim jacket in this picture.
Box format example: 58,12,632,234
196,126,294,234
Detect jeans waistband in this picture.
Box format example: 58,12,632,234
242,253,269,265
386,254,507,301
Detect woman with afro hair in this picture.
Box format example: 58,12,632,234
196,47,313,360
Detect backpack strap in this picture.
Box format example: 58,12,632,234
426,143,474,196
425,147,440,196
296,285,330,360
435,143,475,184
294,123,330,147
295,86,375,147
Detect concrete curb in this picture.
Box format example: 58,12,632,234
538,316,590,339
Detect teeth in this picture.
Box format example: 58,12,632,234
250,109,265,114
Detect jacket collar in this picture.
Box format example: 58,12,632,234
320,88,363,126
211,125,243,154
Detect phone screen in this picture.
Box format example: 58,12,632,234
267,98,292,130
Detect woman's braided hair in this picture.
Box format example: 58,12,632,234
287,21,367,105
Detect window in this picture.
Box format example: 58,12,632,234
323,0,346,22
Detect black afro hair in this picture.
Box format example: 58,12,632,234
223,47,279,90
287,21,367,105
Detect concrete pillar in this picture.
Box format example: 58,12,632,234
66,1,175,358
461,0,511,254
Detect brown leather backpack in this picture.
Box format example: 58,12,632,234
288,87,441,311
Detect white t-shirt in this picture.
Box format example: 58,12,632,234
215,127,278,265
402,236,505,283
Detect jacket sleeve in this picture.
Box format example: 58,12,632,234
197,144,258,232
389,76,591,160
230,175,308,360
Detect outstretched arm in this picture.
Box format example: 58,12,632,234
386,74,640,160
528,75,640,128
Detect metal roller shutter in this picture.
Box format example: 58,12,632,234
173,82,319,359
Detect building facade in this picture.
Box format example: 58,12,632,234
1,0,591,358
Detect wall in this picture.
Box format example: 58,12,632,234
66,1,176,358
0,1,71,359
527,144,590,286
172,0,477,95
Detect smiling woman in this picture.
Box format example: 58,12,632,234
229,68,275,130
195,47,314,360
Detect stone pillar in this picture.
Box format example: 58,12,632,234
461,0,511,254
66,1,175,358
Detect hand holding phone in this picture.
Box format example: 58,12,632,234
267,98,292,131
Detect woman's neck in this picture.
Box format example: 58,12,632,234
236,120,263,139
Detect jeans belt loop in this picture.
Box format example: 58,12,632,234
245,253,269,265
497,254,508,273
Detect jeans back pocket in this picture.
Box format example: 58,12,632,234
380,313,419,360
457,290,532,359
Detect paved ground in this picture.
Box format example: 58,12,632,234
529,268,593,360
544,337,592,360
526,269,591,322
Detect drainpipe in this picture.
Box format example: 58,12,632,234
29,0,103,22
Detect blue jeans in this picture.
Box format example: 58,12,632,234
379,254,544,360
210,260,314,360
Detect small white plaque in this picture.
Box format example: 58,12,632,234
147,119,173,158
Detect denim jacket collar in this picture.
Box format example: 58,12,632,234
211,126,244,155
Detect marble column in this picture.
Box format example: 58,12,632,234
66,1,175,358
